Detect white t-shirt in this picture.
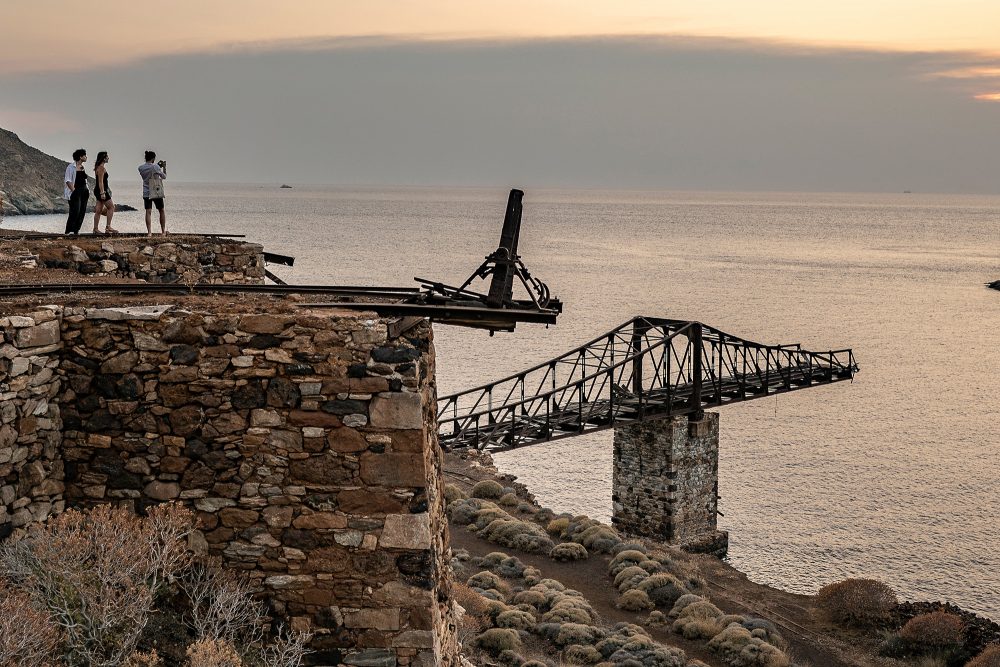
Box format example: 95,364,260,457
63,163,78,200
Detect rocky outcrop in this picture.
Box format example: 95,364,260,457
0,128,90,216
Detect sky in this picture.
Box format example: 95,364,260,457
2,1,999,192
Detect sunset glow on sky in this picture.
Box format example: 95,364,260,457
6,0,1000,74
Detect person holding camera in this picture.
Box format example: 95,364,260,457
138,150,168,235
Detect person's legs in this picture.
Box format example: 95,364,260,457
75,191,89,233
158,205,166,234
92,199,103,233
66,190,84,234
103,198,115,232
65,196,77,233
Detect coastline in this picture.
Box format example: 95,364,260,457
445,448,1000,665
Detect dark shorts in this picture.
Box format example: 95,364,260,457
143,197,164,210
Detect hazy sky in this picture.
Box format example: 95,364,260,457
2,2,999,192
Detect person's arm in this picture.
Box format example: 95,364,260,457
64,164,75,192
96,166,105,198
155,164,166,179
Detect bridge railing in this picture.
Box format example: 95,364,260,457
438,317,857,450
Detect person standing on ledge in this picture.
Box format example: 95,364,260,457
63,148,89,234
91,151,118,234
138,150,167,235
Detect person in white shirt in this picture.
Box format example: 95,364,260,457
138,150,168,235
63,149,89,234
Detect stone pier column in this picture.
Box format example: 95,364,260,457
611,413,728,557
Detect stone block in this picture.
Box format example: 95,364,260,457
15,320,60,348
379,513,431,550
369,393,423,430
359,453,426,488
144,481,181,500
345,608,400,631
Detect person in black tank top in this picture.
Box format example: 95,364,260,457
91,151,118,234
64,149,89,234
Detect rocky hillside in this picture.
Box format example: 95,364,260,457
0,127,91,216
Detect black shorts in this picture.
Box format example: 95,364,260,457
143,197,164,210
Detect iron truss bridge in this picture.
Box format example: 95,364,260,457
438,316,858,452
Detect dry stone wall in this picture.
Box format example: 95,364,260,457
0,301,458,666
612,413,728,557
0,309,65,540
21,237,264,284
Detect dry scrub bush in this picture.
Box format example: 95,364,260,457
447,498,496,525
471,480,505,499
564,643,603,664
547,517,570,536
672,600,725,640
614,565,651,593
668,594,706,619
495,609,535,631
0,584,61,666
473,628,522,655
555,622,604,648
609,550,648,577
0,503,194,667
498,493,520,507
478,551,526,578
605,634,688,667
636,573,690,609
968,644,1000,667
899,611,964,648
180,559,311,667
815,578,897,627
480,518,555,554
645,611,669,628
550,542,589,562
124,651,161,667
523,566,542,586
443,484,467,504
707,624,790,667
187,639,243,667
617,589,655,612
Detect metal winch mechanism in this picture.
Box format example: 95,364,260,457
416,189,562,332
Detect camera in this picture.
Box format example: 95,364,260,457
157,160,166,168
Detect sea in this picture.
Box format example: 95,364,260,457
5,182,1000,620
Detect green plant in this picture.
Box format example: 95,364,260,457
498,493,520,507
815,578,897,627
614,565,651,593
443,483,467,504
495,609,535,631
547,517,570,536
564,643,603,664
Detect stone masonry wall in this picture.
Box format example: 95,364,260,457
20,236,264,284
612,413,728,557
0,309,65,540
0,301,458,666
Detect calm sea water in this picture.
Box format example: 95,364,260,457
7,182,1000,619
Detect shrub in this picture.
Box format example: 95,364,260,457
636,573,689,608
547,518,570,536
609,550,648,576
899,611,964,648
564,644,604,664
672,600,724,640
968,644,1000,667
668,594,707,619
815,578,897,627
578,525,622,554
512,589,547,608
612,542,647,555
551,543,589,562
498,493,520,507
448,498,497,525
478,552,527,579
444,483,467,504
607,634,688,667
0,503,194,667
708,623,790,667
645,611,669,627
480,518,555,554
617,589,655,612
614,566,651,593
523,566,542,586
471,480,505,499
0,584,61,666
556,623,604,647
187,639,243,667
496,609,536,631
467,571,507,594
473,628,522,654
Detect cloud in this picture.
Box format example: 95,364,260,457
1,35,998,193
0,109,81,135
